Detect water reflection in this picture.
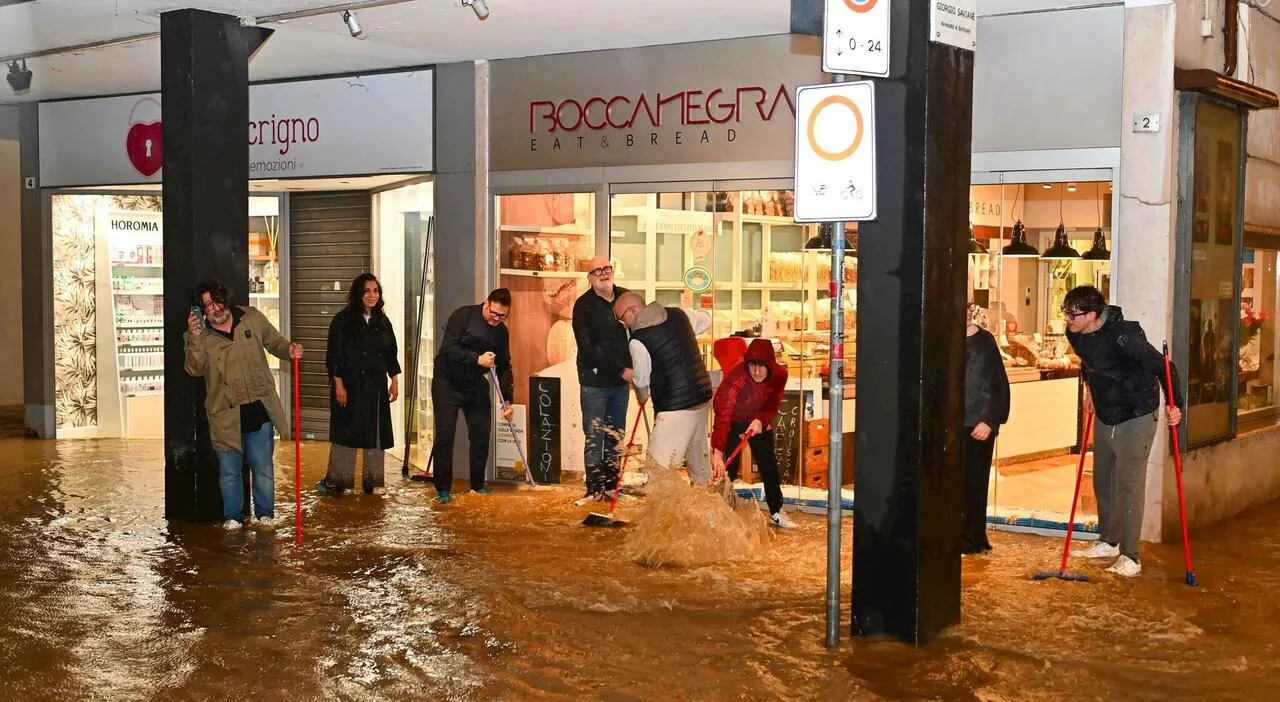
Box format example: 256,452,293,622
0,437,1277,700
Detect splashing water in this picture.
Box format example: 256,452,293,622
619,462,772,567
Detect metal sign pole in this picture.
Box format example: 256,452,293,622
825,74,848,651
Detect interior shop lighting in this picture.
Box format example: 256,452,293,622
803,223,856,256
341,10,363,36
967,223,988,255
1001,221,1040,257
6,59,32,94
463,0,490,20
1041,184,1081,259
1082,182,1111,260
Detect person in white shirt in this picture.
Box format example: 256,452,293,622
613,291,714,485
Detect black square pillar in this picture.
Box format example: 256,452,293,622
161,9,272,522
852,0,974,645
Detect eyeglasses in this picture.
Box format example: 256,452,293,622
201,299,223,311
588,265,614,277
487,308,508,321
615,304,639,322
1062,308,1086,320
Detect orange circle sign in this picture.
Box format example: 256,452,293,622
806,94,864,162
843,0,877,13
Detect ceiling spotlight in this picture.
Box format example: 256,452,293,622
6,60,32,94
341,10,363,37
1041,183,1052,190
463,0,490,20
1067,184,1077,193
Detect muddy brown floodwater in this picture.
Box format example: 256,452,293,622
1,437,1278,701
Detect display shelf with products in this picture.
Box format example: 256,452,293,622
609,190,853,379
106,210,166,403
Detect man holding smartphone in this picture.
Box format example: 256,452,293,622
430,289,514,503
184,280,303,530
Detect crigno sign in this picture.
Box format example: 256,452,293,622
490,34,825,170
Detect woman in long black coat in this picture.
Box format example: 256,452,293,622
962,302,1010,554
317,273,401,495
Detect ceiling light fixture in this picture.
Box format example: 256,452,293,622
6,60,32,94
463,0,490,20
1067,184,1077,193
341,10,363,36
1082,181,1111,260
1042,183,1052,190
1041,184,1081,259
967,223,988,255
1001,220,1040,257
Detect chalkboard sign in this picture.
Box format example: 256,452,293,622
773,390,804,483
528,376,561,484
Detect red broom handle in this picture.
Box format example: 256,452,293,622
293,356,302,547
1163,343,1193,577
724,429,755,467
605,402,647,514
1058,412,1093,574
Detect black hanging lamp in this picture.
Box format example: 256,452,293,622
1041,223,1082,259
1001,220,1039,257
967,223,988,254
804,223,855,256
1082,182,1111,260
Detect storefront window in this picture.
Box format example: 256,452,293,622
1180,97,1246,447
970,178,1113,533
1238,244,1278,429
51,192,286,439
495,192,597,484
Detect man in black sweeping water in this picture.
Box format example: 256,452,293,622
431,288,514,503
1062,285,1182,577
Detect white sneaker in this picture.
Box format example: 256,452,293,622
254,516,275,530
770,512,797,529
1076,542,1120,559
221,519,243,531
1105,555,1142,577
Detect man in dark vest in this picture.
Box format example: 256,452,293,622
613,291,714,485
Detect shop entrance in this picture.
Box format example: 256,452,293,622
969,169,1116,536
494,183,855,508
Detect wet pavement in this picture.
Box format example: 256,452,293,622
1,437,1278,701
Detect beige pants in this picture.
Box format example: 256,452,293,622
326,444,386,492
647,402,712,486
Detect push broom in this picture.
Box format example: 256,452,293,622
489,367,552,490
1033,411,1094,582
582,402,647,528
713,429,755,508
1163,342,1197,587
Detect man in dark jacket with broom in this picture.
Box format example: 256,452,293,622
1062,285,1182,578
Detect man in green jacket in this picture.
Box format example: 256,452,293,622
185,280,303,530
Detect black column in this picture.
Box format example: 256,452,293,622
852,0,974,645
162,9,272,522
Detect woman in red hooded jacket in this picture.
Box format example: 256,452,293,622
711,339,795,528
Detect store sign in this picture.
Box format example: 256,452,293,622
931,0,978,51
496,404,528,471
793,81,878,222
528,377,562,484
38,70,434,187
489,34,825,171
823,0,891,77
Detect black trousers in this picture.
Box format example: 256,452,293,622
725,422,784,515
431,376,492,493
961,431,996,552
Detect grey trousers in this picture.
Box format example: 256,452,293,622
1092,412,1158,561
326,444,386,492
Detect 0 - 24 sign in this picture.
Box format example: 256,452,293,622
793,81,877,222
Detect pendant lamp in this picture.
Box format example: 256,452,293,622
804,223,856,256
1001,220,1039,257
1082,227,1111,260
967,223,988,254
1040,223,1082,260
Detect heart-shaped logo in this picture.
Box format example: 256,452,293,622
126,121,163,177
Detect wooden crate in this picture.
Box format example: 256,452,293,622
807,419,829,446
